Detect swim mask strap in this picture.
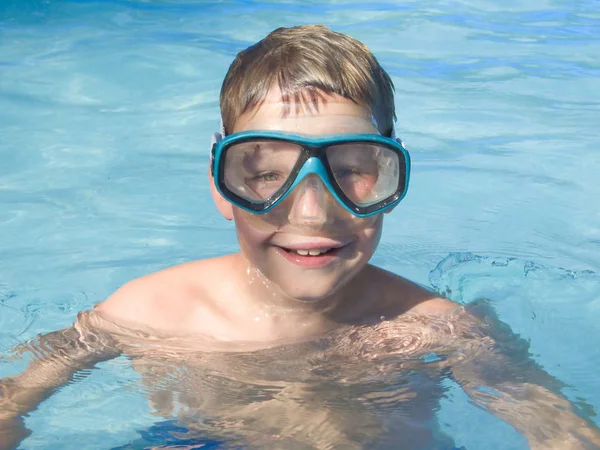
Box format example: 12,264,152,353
210,118,226,144
371,115,406,148
210,118,227,172
210,117,405,148
392,123,407,149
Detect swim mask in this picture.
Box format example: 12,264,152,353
209,106,411,218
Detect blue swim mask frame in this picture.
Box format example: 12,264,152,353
210,130,411,218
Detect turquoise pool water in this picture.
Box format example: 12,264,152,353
1,0,599,449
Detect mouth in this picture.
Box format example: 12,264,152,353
281,247,335,257
274,241,349,267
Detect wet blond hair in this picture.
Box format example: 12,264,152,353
220,25,396,137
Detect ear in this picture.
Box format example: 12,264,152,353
209,166,234,220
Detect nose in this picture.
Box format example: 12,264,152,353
287,175,331,226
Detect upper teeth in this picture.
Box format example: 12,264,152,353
296,248,331,256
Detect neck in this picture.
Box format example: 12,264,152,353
235,257,360,338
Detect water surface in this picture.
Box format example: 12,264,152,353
1,0,599,448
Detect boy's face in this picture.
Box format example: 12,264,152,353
214,89,386,302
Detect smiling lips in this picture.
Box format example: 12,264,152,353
275,240,348,267
292,248,331,256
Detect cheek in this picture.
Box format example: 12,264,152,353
356,214,384,251
232,208,276,252
232,200,311,238
353,177,376,200
335,174,379,205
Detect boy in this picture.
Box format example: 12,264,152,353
1,25,600,449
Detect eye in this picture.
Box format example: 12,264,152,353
334,167,361,178
255,172,282,182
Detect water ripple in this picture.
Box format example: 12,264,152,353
1,1,599,449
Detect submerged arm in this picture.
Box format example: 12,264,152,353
0,312,121,449
447,303,600,450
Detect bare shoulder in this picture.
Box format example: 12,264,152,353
366,265,459,316
96,255,239,333
408,296,458,315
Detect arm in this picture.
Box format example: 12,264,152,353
0,311,121,450
447,302,600,450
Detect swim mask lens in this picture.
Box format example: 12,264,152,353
211,131,410,217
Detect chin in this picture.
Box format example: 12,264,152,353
278,278,348,304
